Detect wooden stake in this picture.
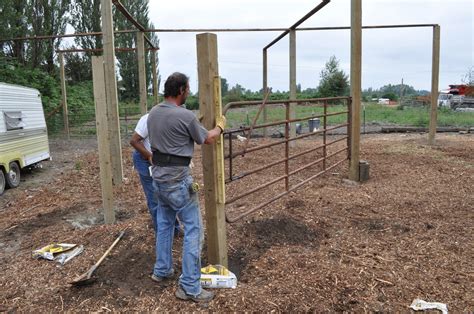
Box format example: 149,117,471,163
137,31,147,114
100,0,123,185
152,50,158,105
428,25,440,146
92,56,115,224
196,33,228,267
59,52,70,139
349,0,362,181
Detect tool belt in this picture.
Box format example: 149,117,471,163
152,150,191,167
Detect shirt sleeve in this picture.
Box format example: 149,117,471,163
134,114,148,139
187,116,208,144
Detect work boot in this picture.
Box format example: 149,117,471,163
175,286,215,302
150,271,176,286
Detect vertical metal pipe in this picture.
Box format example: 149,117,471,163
347,98,352,160
289,29,297,147
323,102,327,171
263,49,268,137
228,133,233,181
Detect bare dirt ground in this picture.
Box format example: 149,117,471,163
0,133,473,312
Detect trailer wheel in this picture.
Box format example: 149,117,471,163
6,162,20,188
0,170,5,195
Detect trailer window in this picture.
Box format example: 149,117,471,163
3,111,25,131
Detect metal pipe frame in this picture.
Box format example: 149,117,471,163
56,47,159,53
223,97,350,223
226,158,347,223
0,24,437,43
111,0,155,48
263,0,331,50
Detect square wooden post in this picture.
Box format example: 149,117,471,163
100,0,123,185
92,56,115,224
349,0,362,181
428,25,440,146
196,33,228,267
59,52,70,139
137,31,147,114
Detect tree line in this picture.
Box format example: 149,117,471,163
0,0,158,102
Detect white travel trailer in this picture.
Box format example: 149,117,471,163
0,82,51,195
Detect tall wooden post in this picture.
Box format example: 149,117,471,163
137,31,147,114
152,49,159,105
428,25,440,146
59,52,70,139
100,0,123,186
289,29,297,147
196,33,228,267
263,49,268,137
92,56,115,224
349,0,362,181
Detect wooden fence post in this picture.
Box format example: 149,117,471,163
92,56,115,224
428,25,440,146
349,0,362,181
196,33,228,267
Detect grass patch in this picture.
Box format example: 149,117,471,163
225,103,474,128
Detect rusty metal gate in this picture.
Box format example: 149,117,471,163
222,97,352,223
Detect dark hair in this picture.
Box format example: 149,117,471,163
164,72,189,97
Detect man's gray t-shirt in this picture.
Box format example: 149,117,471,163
147,101,208,182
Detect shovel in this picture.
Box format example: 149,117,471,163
70,230,125,286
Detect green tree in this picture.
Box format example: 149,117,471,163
220,77,228,97
317,56,349,97
462,66,474,85
70,0,102,52
114,0,158,100
1,1,29,64
27,0,71,74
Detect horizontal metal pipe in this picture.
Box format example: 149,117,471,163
289,146,347,176
226,175,287,205
223,110,349,135
223,96,349,114
0,24,437,42
226,140,347,202
226,158,347,223
56,47,159,53
226,123,348,159
226,135,347,183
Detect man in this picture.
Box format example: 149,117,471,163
130,114,180,234
147,72,225,302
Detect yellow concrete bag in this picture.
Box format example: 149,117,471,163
200,264,237,289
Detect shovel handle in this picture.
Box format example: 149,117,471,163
93,230,125,269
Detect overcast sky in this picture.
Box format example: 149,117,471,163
148,0,473,93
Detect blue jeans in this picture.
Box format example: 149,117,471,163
153,175,204,296
132,150,157,230
132,151,180,233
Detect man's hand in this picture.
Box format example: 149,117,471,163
216,115,226,132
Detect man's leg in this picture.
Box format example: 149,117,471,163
139,173,157,230
177,177,204,296
153,184,176,278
